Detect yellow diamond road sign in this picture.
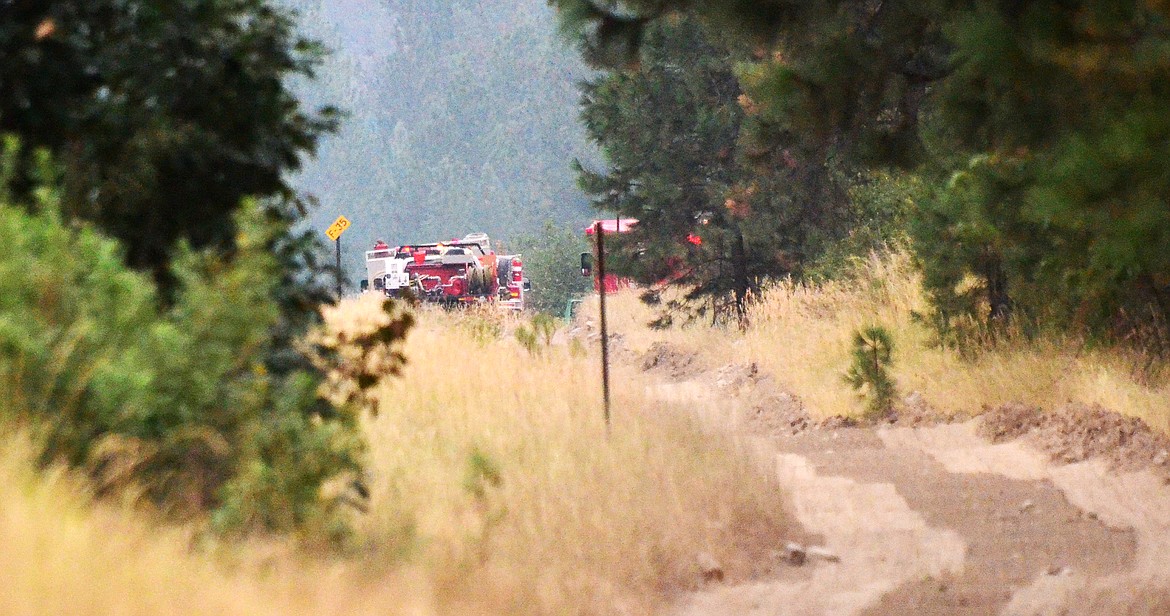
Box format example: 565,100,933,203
325,215,350,241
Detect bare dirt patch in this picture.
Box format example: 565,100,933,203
721,362,955,437
868,423,1138,615
629,341,1169,615
981,402,1170,479
640,341,706,381
660,358,1154,615
714,362,815,436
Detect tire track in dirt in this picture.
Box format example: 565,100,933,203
652,383,1137,616
672,432,966,616
630,342,1155,615
893,422,1170,615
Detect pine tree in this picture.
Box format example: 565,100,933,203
576,16,858,322
556,0,1170,345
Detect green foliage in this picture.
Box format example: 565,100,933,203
460,312,504,347
462,446,506,563
807,170,919,281
515,313,558,356
515,326,539,355
909,155,1026,338
463,448,503,502
918,3,1170,341
0,0,338,285
531,313,558,346
843,326,897,417
511,221,593,315
577,16,860,323
0,3,345,452
314,297,414,418
0,184,366,539
557,0,1170,349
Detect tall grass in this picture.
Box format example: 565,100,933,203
0,432,273,616
0,296,792,616
336,297,790,615
602,251,1170,434
0,426,454,616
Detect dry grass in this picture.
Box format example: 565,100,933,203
599,251,1170,434
0,429,441,616
340,297,790,615
0,432,276,616
0,295,790,616
10,250,1170,615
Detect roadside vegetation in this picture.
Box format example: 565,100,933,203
596,252,1170,435
565,2,1170,350
5,0,1170,613
556,1,1170,441
338,298,789,614
0,4,788,614
0,298,790,615
508,221,594,317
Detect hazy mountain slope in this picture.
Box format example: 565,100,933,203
280,0,596,274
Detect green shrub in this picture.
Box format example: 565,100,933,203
515,313,558,356
0,191,366,540
515,325,540,355
531,313,558,346
843,326,897,416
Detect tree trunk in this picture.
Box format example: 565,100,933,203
732,228,749,325
982,255,1011,320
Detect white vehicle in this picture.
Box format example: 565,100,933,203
366,256,410,294
361,233,529,311
363,244,411,295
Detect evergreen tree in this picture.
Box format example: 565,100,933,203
511,221,593,315
556,0,1170,344
576,16,857,321
922,2,1170,341
0,1,338,286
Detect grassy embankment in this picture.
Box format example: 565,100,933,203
0,295,789,615
599,251,1170,434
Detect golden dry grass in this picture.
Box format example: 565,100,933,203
599,251,1170,434
338,296,789,615
9,252,1170,615
0,429,442,616
0,295,790,616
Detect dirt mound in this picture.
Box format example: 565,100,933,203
747,387,954,436
688,358,958,438
714,362,764,390
884,391,962,427
980,402,1170,476
745,392,815,436
640,342,705,381
567,322,639,364
706,361,813,435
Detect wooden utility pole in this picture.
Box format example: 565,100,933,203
595,221,611,433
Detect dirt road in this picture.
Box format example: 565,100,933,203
643,363,1170,615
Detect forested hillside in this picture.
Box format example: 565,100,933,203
280,0,596,274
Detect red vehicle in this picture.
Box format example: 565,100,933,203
496,253,527,311
583,219,638,293
364,232,527,310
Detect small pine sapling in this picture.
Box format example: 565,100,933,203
844,325,897,416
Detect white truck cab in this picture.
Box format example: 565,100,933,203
364,250,410,294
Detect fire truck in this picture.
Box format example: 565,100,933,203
581,219,638,293
363,233,528,310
